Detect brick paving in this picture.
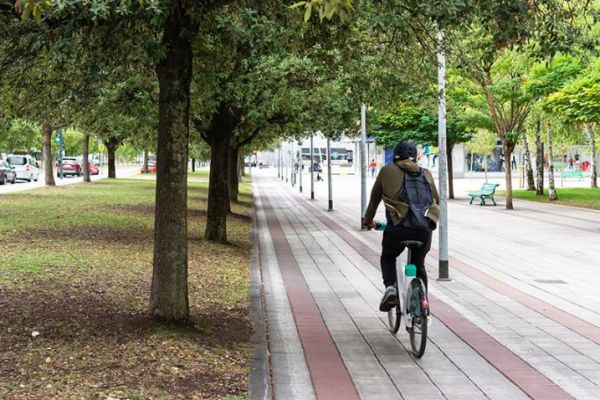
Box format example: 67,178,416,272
252,173,600,399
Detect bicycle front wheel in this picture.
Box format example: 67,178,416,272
407,280,428,358
388,304,401,334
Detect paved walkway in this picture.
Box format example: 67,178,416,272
251,172,600,400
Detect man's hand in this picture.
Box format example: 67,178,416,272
364,221,376,231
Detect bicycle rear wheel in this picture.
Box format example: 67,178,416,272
407,280,428,358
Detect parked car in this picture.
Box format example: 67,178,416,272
56,157,82,177
6,154,39,182
85,161,100,175
140,162,157,173
0,160,17,184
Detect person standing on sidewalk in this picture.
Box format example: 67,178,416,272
363,141,440,311
369,159,377,178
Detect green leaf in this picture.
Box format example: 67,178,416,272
32,4,41,23
303,3,312,23
289,1,307,10
21,1,32,21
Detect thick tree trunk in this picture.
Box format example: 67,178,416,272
83,134,91,182
149,0,193,322
523,135,535,191
42,123,56,186
206,129,231,242
535,120,544,195
503,141,515,210
447,144,455,200
547,126,558,200
586,124,598,188
229,146,240,203
107,137,118,179
143,149,149,172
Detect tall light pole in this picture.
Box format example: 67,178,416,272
360,103,368,228
298,142,303,193
327,138,333,211
277,146,281,179
310,135,315,199
437,30,450,281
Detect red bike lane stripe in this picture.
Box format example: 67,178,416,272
427,248,600,345
259,188,360,400
293,192,574,400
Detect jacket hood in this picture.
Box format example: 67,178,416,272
396,159,420,173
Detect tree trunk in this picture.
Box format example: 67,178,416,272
149,0,193,322
107,137,118,179
535,120,544,195
587,124,597,188
83,134,91,182
206,128,231,242
42,122,56,186
547,126,558,200
229,146,240,203
143,149,149,172
503,141,515,210
523,135,535,191
447,144,455,200
191,158,195,172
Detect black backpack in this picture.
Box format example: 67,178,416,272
399,168,434,231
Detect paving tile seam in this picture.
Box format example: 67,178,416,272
278,180,575,400
268,185,527,400
328,196,600,344
254,196,316,400
258,187,360,400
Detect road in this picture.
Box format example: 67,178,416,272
0,165,140,195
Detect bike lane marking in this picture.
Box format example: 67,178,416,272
259,188,360,400
293,191,574,400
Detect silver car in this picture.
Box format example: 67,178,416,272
6,155,40,182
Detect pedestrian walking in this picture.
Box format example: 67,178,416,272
369,159,377,178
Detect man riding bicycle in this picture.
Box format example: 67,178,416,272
363,141,440,312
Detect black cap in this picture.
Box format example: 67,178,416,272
393,141,417,161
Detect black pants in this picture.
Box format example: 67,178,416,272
381,228,432,290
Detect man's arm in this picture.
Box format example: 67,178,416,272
363,170,384,227
425,170,440,204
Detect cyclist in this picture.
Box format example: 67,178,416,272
363,141,440,311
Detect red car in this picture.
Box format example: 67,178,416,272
140,163,157,173
56,157,82,177
83,162,100,175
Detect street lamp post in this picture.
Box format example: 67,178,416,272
360,103,367,228
310,135,315,200
437,30,450,281
327,138,333,211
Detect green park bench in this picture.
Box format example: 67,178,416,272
468,183,500,206
562,170,584,180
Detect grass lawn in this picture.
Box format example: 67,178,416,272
0,179,253,399
497,188,600,210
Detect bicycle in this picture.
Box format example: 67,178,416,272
386,239,430,358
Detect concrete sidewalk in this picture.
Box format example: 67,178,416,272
251,172,600,400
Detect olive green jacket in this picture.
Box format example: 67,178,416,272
364,159,440,228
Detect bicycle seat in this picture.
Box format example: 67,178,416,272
399,240,423,248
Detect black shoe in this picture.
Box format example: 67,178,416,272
379,286,397,312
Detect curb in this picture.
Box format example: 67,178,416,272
248,180,272,400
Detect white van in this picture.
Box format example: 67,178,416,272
6,154,40,182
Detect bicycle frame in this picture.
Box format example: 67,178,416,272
395,247,416,329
